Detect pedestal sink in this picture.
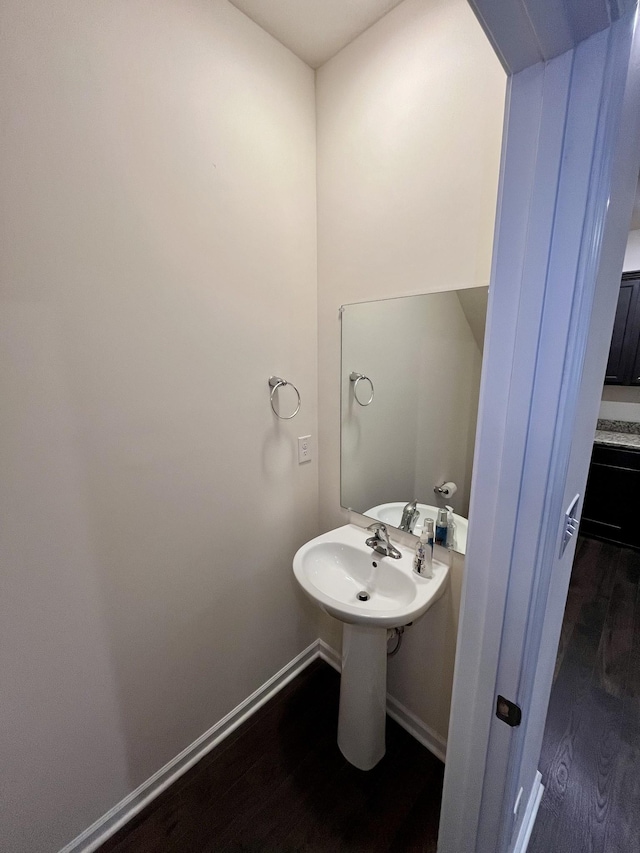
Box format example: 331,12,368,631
293,524,449,770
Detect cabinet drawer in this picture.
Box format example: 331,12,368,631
591,443,640,469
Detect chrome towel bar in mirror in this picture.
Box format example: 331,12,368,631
350,372,375,406
268,376,301,419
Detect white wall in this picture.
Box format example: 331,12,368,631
599,390,640,420
599,227,640,421
0,2,318,850
316,0,505,737
623,227,640,270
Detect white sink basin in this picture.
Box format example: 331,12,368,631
365,502,468,554
293,523,449,628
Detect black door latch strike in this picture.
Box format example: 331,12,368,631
496,695,522,727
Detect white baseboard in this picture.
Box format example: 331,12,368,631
386,694,448,763
317,638,341,671
58,640,321,853
59,638,448,853
511,771,544,853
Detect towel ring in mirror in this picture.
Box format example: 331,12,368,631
269,376,301,419
350,372,375,406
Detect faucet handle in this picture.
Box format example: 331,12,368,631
367,522,391,546
365,522,401,559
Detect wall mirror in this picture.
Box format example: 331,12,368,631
340,287,488,554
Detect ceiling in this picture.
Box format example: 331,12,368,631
228,0,406,68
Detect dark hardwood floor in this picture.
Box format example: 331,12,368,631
99,660,444,852
529,536,640,853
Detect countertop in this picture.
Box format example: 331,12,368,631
594,419,640,450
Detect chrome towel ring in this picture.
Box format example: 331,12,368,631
350,372,375,406
268,376,301,419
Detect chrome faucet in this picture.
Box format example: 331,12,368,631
366,523,402,559
399,499,420,533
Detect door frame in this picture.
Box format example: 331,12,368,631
438,4,640,851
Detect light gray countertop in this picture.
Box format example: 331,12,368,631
594,430,640,449
594,419,640,449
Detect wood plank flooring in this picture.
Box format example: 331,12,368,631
99,660,444,852
529,537,640,853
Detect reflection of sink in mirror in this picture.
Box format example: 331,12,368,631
365,502,468,554
341,288,486,548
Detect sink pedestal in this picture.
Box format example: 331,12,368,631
337,623,388,771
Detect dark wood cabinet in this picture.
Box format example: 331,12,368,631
605,271,640,385
581,443,640,547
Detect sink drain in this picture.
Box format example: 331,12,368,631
356,590,370,601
